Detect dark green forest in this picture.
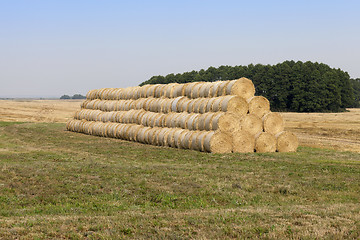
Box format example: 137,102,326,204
140,61,360,112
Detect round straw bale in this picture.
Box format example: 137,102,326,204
140,85,150,98
180,130,192,149
114,88,123,100
194,131,208,151
275,131,298,152
126,87,134,99
114,89,123,100
203,131,232,153
163,112,175,127
160,128,173,146
262,112,284,135
197,112,210,131
171,97,183,112
203,112,216,130
232,130,255,153
133,87,141,99
114,111,124,123
173,129,186,148
147,127,160,145
186,113,199,130
183,113,195,129
209,81,223,97
217,81,231,96
157,128,168,146
177,112,189,129
131,110,142,124
162,84,172,98
190,131,203,151
205,98,216,112
211,97,223,112
134,99,144,109
149,113,159,127
176,97,189,112
136,127,147,143
186,99,196,113
86,90,94,100
105,123,116,138
220,96,248,115
140,112,149,126
170,114,181,128
154,114,165,127
153,127,165,146
80,100,90,109
226,78,255,99
238,114,263,135
142,127,153,144
110,111,118,122
128,125,142,141
254,132,276,153
199,83,212,98
105,89,114,100
128,100,136,110
184,83,195,98
193,98,207,113
146,85,157,97
166,128,178,148
247,96,270,118
211,112,239,133
143,98,155,111
149,98,159,112
190,82,203,98
135,110,146,124
172,84,184,98
162,98,173,113
73,110,81,120
153,85,163,98
198,98,210,114
98,88,108,100
179,99,191,112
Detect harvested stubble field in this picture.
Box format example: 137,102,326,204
0,99,360,239
1,100,359,152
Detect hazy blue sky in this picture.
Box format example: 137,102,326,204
1,0,359,98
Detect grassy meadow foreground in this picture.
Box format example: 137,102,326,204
0,100,360,238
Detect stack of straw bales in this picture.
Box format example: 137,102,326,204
67,78,298,153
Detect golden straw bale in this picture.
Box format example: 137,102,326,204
172,84,184,98
216,81,231,96
247,96,270,118
262,112,284,135
203,131,232,153
190,82,204,98
211,112,239,134
254,132,276,153
231,130,255,153
211,97,223,112
238,113,263,135
275,131,298,152
180,130,192,149
220,96,248,115
209,81,223,97
199,82,213,98
173,129,187,148
225,78,255,99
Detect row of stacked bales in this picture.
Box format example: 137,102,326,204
67,78,298,153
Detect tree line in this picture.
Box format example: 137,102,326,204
60,94,86,100
140,61,359,112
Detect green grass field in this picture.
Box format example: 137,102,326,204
0,122,359,239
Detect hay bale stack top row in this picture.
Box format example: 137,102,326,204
67,78,298,153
